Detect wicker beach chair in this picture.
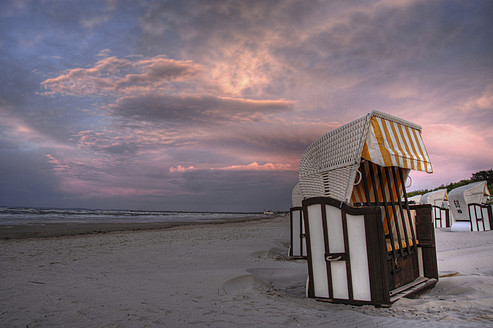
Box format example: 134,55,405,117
299,111,438,306
421,189,450,228
449,181,492,231
289,183,307,258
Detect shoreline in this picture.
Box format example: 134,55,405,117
0,214,285,239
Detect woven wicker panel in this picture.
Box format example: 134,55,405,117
322,166,353,201
300,174,326,199
299,114,369,201
291,183,303,207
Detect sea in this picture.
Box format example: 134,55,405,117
0,206,267,226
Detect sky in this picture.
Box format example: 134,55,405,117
1,0,492,212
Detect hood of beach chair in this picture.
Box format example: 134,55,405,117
421,188,448,206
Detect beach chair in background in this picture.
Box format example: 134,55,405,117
407,195,422,205
448,181,492,231
299,111,438,307
289,183,307,258
420,189,450,228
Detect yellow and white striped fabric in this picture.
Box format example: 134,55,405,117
361,116,433,173
351,161,413,238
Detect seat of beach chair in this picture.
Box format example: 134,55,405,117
386,239,418,253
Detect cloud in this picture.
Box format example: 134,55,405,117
215,161,295,171
140,0,492,121
2,0,493,211
76,130,139,155
96,48,112,57
46,154,72,174
41,55,205,96
169,165,196,173
0,108,74,152
201,120,337,164
42,150,181,199
110,93,293,124
40,53,294,127
470,93,493,111
81,14,109,29
139,0,328,98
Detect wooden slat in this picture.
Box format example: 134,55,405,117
390,278,438,303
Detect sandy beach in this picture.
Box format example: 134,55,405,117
1,216,492,327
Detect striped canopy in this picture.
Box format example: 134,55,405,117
361,115,433,173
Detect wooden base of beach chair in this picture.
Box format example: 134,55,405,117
303,197,438,307
314,276,438,306
389,276,438,303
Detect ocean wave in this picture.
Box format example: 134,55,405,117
0,206,263,225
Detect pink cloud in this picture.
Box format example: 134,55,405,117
46,154,72,174
41,55,204,96
215,161,296,171
40,54,294,127
169,165,196,173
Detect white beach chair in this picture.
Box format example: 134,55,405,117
420,189,450,228
449,181,492,231
407,195,422,205
289,183,307,258
299,111,438,306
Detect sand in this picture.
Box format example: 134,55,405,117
1,216,492,327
